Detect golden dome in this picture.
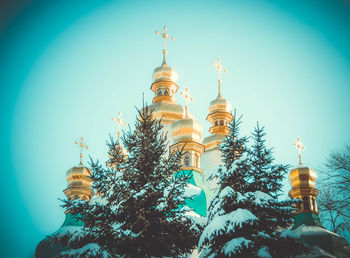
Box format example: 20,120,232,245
172,117,202,143
64,165,93,200
146,102,185,124
203,134,226,151
289,166,317,190
152,64,178,83
289,165,319,214
209,95,232,114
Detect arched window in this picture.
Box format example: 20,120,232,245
220,120,224,126
215,121,218,126
164,89,169,96
312,197,316,211
158,89,163,96
184,154,191,167
194,153,199,168
302,196,309,210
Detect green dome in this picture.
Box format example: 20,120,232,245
175,170,207,217
35,213,84,258
293,224,350,257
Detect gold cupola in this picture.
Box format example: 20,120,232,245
170,87,205,172
203,57,234,151
146,26,184,126
64,137,93,201
289,138,319,214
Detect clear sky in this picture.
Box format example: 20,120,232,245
0,0,350,257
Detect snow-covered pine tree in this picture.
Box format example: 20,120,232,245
53,106,199,257
199,118,307,257
199,114,256,257
244,123,307,257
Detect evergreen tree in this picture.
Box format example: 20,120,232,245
53,106,198,257
199,115,255,257
199,118,308,257
244,123,307,257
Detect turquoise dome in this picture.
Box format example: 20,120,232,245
35,213,83,258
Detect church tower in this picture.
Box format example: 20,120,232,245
146,27,184,145
169,87,207,216
170,87,205,172
289,138,350,257
201,57,233,193
289,137,321,228
36,138,92,258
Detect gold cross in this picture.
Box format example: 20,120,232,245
75,137,88,165
212,56,227,97
180,87,194,118
293,137,305,165
112,112,128,145
155,26,175,65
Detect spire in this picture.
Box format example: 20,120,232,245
155,26,175,66
75,137,88,165
212,56,226,98
180,87,194,118
112,112,128,146
293,137,305,165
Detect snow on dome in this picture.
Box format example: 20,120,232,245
60,243,111,258
223,237,251,256
293,225,340,237
280,229,298,239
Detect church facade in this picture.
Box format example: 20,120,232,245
36,27,350,257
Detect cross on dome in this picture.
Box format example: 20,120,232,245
293,137,305,165
180,87,194,118
75,137,88,165
155,26,175,65
112,112,128,146
212,56,227,97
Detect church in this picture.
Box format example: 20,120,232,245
36,27,350,257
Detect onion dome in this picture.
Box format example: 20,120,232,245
64,138,93,201
207,94,233,136
64,164,93,201
152,63,178,83
172,117,203,143
289,138,350,257
150,63,179,104
35,213,84,258
147,101,184,124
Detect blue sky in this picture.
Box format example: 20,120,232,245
1,0,350,257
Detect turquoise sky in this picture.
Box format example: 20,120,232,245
1,0,350,257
